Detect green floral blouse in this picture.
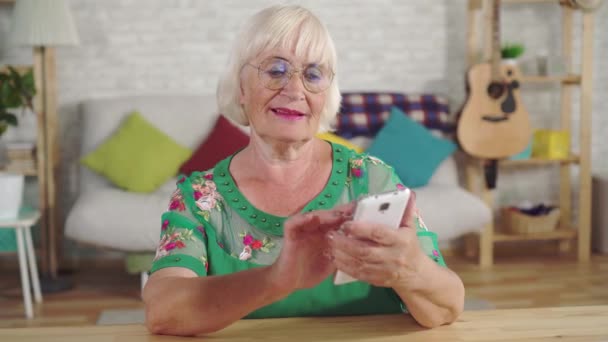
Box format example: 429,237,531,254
150,141,446,318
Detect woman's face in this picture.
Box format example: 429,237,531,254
239,48,328,144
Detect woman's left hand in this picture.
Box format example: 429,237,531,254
327,192,426,290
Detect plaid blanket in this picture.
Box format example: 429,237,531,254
332,93,454,139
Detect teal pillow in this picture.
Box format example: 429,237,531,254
366,107,456,188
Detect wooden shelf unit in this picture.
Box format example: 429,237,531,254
503,0,559,4
464,0,594,268
0,62,60,276
521,74,581,84
0,164,38,176
493,229,577,242
500,155,580,167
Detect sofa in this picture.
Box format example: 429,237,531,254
64,93,492,284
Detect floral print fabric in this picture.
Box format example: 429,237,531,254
151,144,444,278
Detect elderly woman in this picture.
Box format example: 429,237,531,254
143,5,464,336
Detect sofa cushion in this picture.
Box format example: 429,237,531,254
65,183,176,251
81,112,192,193
334,92,454,139
78,95,219,193
366,107,457,188
414,184,492,242
317,132,363,152
179,115,249,175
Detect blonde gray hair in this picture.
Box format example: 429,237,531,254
217,5,341,133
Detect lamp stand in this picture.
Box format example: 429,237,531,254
33,46,71,293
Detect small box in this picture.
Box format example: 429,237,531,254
531,130,570,160
502,207,561,235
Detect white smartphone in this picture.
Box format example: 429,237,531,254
333,188,412,285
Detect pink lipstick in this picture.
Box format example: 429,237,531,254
271,107,307,121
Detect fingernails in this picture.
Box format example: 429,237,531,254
341,222,352,235
333,211,353,219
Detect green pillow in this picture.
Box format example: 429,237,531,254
366,106,456,188
81,112,192,193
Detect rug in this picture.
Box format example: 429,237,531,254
95,298,494,325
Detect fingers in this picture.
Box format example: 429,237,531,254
400,191,417,229
331,202,356,217
340,221,399,246
327,231,385,264
328,231,409,288
284,206,353,239
331,249,400,288
283,213,321,239
315,206,353,228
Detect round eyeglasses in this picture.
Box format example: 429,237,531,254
245,57,334,94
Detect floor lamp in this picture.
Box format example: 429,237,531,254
10,0,79,292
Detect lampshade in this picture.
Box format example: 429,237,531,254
9,0,80,47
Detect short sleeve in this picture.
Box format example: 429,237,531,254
363,154,447,267
414,212,447,267
149,179,210,276
363,155,405,194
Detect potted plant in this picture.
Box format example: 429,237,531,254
501,42,525,65
0,66,36,220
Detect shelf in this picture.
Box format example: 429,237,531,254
0,65,33,75
500,155,580,167
0,166,37,176
0,158,38,177
465,0,594,267
494,229,577,242
521,74,581,85
503,0,559,4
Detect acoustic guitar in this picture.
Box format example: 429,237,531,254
457,0,532,188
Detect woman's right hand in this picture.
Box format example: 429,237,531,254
270,203,354,292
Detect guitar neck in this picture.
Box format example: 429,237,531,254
490,0,502,81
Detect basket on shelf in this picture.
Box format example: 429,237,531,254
502,206,561,235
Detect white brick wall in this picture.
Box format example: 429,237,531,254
0,0,606,226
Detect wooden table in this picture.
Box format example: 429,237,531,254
1,306,607,341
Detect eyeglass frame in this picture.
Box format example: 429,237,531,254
243,57,335,94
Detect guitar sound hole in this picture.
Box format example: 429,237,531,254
487,82,505,99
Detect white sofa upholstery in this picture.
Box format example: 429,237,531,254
65,95,491,254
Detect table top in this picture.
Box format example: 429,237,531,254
0,207,40,228
1,305,607,341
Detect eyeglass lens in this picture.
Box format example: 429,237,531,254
257,57,332,93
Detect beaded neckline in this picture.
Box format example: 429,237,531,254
213,141,349,236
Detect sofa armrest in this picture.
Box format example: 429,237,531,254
427,156,460,187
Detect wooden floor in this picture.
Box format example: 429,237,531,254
1,254,608,329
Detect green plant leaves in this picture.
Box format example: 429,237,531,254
501,43,525,59
0,80,23,109
0,112,18,126
0,66,36,137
